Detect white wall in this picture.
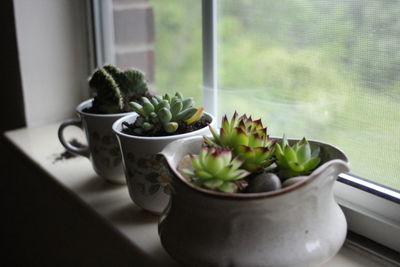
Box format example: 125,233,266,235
13,0,91,127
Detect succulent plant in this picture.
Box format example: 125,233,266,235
275,135,321,179
89,64,149,114
128,92,204,135
204,112,275,172
182,146,250,193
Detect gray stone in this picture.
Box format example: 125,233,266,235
246,172,282,193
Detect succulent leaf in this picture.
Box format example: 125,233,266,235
183,146,250,193
185,107,204,124
205,112,275,172
275,136,321,179
218,182,238,193
158,108,172,124
127,92,205,135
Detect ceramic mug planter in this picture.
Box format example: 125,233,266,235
112,112,215,215
159,136,350,267
58,99,134,184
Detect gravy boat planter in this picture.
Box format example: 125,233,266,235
58,99,135,184
112,112,215,214
158,136,350,267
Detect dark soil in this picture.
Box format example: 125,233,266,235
83,93,152,114
53,139,86,163
122,116,211,137
83,105,103,114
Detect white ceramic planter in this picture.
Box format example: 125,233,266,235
112,112,215,214
58,99,134,184
159,136,350,267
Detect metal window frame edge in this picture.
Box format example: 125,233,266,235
335,175,400,253
91,0,116,66
202,0,218,122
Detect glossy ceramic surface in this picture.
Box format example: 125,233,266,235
58,99,132,184
159,136,350,267
112,113,215,214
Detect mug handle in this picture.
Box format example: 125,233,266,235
58,119,90,158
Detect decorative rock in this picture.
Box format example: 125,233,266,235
282,176,308,188
177,154,194,180
246,172,282,193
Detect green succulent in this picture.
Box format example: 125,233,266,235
128,92,204,135
183,146,250,193
275,135,321,179
204,112,275,172
88,64,149,114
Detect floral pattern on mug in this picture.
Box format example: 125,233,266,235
127,153,172,196
91,131,122,168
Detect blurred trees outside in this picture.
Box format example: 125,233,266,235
148,0,400,189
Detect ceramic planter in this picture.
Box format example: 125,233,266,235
158,136,350,267
112,112,215,214
58,99,134,184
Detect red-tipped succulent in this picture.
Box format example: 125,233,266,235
204,112,275,172
182,146,250,193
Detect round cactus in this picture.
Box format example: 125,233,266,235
88,64,149,114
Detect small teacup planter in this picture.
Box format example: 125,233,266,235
158,113,350,267
58,64,150,184
113,93,215,214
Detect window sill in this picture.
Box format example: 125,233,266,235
3,122,397,266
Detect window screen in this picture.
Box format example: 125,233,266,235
217,0,400,190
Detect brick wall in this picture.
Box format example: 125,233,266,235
112,0,155,81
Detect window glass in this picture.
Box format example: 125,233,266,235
148,0,203,105
217,0,400,190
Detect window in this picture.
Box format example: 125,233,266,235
93,0,400,252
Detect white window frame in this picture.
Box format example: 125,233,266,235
93,0,400,253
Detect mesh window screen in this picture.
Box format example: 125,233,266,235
217,0,400,189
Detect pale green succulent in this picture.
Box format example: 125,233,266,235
183,146,250,193
129,92,204,135
204,112,275,172
275,135,321,179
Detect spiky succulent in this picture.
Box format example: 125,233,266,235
275,135,321,179
128,92,204,135
183,146,250,193
89,64,149,114
204,112,275,172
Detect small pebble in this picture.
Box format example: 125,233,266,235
246,172,282,193
282,176,307,188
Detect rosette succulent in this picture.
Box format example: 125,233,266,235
275,135,321,179
128,92,204,135
89,64,149,114
182,146,250,193
204,112,275,172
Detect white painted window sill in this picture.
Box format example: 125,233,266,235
4,122,396,266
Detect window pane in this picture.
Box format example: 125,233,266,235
217,0,400,190
148,0,203,105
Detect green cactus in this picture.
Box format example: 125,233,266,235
204,112,275,172
274,135,321,179
182,146,250,193
88,64,149,114
128,92,204,135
